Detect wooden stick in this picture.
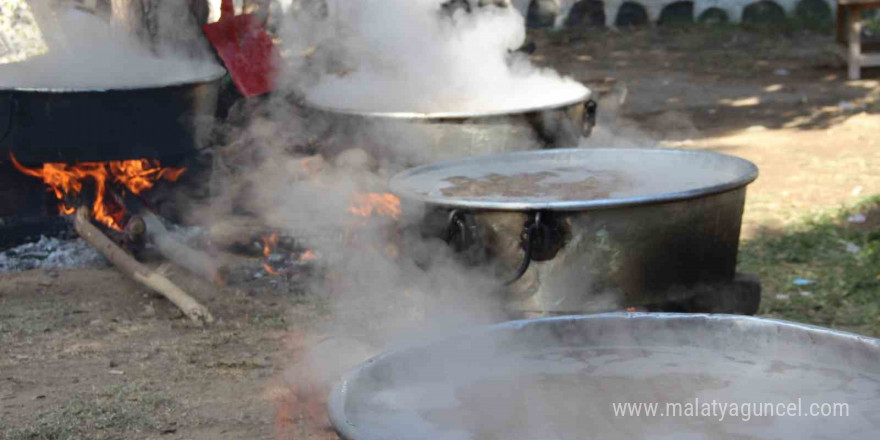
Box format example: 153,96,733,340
138,211,226,286
74,206,214,324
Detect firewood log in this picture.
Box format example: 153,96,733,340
138,210,226,285
74,206,214,324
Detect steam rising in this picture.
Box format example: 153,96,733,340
0,4,221,89
337,317,880,440
301,0,589,113
207,3,584,416
206,1,644,432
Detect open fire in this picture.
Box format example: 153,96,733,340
259,192,398,276
262,231,282,275
348,193,402,219
261,232,318,276
10,153,185,230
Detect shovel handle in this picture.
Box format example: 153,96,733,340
221,0,235,21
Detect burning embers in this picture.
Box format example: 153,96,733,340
10,154,185,230
348,193,402,219
262,232,317,276
258,192,400,276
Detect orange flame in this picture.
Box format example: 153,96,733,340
299,249,317,262
264,264,281,276
262,232,281,276
349,193,401,219
299,157,323,176
263,232,279,258
10,154,185,230
262,232,317,275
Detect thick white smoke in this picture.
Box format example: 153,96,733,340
210,3,569,425
298,0,589,113
0,2,221,89
207,3,664,433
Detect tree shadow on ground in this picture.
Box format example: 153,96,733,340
535,25,880,137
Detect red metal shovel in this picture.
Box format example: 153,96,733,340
203,0,276,97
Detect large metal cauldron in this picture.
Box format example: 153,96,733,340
0,67,225,164
390,148,759,315
304,91,596,160
329,313,880,440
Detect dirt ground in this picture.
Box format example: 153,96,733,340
2,26,879,439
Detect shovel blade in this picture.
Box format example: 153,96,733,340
203,15,275,98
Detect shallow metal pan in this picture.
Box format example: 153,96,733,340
329,313,880,440
304,91,592,120
303,91,596,159
389,147,759,211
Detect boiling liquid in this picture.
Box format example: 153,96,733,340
349,347,880,440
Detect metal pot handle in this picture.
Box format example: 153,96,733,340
503,213,539,286
445,209,473,253
503,211,566,285
445,210,558,286
583,100,597,137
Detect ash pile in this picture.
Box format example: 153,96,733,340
0,235,105,273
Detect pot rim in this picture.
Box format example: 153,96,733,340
327,313,879,440
302,88,592,120
388,147,760,211
0,65,227,93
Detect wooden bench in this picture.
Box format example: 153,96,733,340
837,0,880,80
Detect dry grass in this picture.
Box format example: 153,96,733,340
4,383,177,440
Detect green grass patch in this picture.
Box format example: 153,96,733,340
739,196,880,337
